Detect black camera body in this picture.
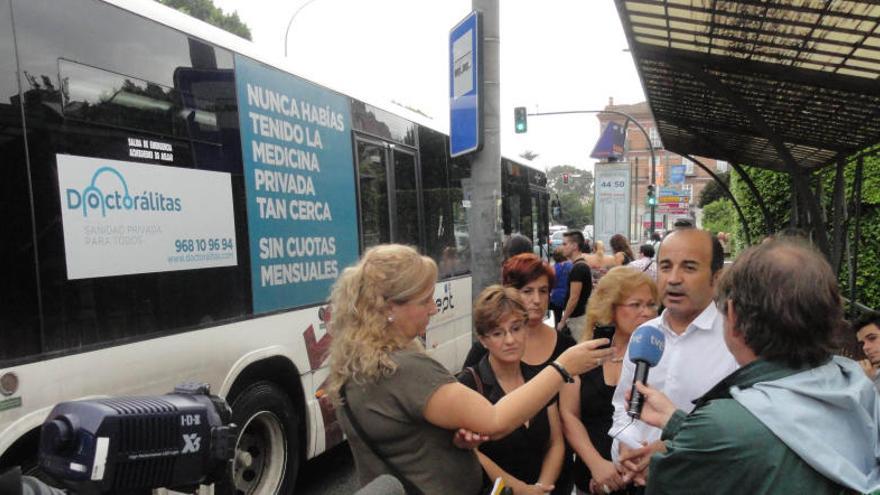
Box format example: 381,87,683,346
38,383,235,494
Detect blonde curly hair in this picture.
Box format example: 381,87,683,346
327,244,438,403
581,266,657,342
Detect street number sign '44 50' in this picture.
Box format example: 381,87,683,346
599,180,626,189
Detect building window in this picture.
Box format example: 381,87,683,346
716,160,729,173
683,183,694,203
649,126,663,149
683,156,695,176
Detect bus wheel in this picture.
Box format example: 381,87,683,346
231,381,300,494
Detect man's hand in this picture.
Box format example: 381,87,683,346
619,440,665,486
452,428,489,450
859,359,877,380
556,320,567,332
625,381,677,429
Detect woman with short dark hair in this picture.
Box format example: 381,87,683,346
458,286,565,494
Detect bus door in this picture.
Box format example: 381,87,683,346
354,135,423,251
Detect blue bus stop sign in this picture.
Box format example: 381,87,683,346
449,11,482,157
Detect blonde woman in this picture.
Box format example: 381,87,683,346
560,267,658,495
584,241,618,287
328,245,612,494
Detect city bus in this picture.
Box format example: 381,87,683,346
0,0,549,492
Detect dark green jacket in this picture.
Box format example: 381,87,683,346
646,360,854,495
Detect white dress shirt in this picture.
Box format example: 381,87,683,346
609,303,739,461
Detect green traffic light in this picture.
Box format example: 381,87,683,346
514,106,527,133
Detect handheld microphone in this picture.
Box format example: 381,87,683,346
626,325,665,419
354,474,405,495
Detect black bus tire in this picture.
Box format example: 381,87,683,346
230,381,300,495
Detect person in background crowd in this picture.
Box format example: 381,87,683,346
854,310,880,390
557,231,593,341
634,238,880,494
506,233,534,259
561,268,658,495
716,232,732,259
610,229,738,486
550,248,573,326
648,232,661,259
671,218,694,229
628,244,656,281
328,245,613,494
584,240,618,288
458,286,565,494
609,234,635,266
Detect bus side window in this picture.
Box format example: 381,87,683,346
0,1,41,363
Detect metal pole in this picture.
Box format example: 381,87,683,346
528,109,657,235
470,0,502,297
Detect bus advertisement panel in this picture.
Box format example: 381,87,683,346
235,56,358,313
56,154,237,279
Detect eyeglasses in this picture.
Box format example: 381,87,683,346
618,301,659,312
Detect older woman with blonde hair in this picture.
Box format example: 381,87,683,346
560,267,658,495
328,244,613,494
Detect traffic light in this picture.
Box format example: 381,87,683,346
514,106,528,133
646,184,657,207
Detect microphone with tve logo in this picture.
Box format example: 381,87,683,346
626,325,666,419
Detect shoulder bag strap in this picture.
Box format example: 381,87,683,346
341,383,425,495
642,259,654,272
465,366,484,395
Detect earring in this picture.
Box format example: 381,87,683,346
387,314,395,323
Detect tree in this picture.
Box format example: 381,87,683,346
698,171,730,207
157,0,252,40
547,165,594,198
557,192,592,228
701,199,737,235
519,150,539,161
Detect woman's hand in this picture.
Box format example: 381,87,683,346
556,338,614,376
588,459,626,493
452,428,489,450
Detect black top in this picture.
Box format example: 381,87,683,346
457,356,550,486
568,260,592,318
462,329,576,370
572,367,636,494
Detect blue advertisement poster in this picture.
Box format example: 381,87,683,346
235,55,357,313
669,164,686,184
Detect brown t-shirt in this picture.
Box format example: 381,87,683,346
339,349,484,494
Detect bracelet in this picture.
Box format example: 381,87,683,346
549,360,574,383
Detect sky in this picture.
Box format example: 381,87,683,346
211,0,646,173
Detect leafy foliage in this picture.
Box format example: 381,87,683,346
698,171,730,207
157,0,252,40
729,151,880,310
556,192,592,229
547,165,594,198
701,199,737,235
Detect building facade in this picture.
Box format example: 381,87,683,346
596,99,728,240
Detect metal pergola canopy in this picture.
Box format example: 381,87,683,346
614,0,880,173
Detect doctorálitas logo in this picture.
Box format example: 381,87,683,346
65,166,183,218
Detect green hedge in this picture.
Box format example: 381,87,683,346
727,151,880,310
